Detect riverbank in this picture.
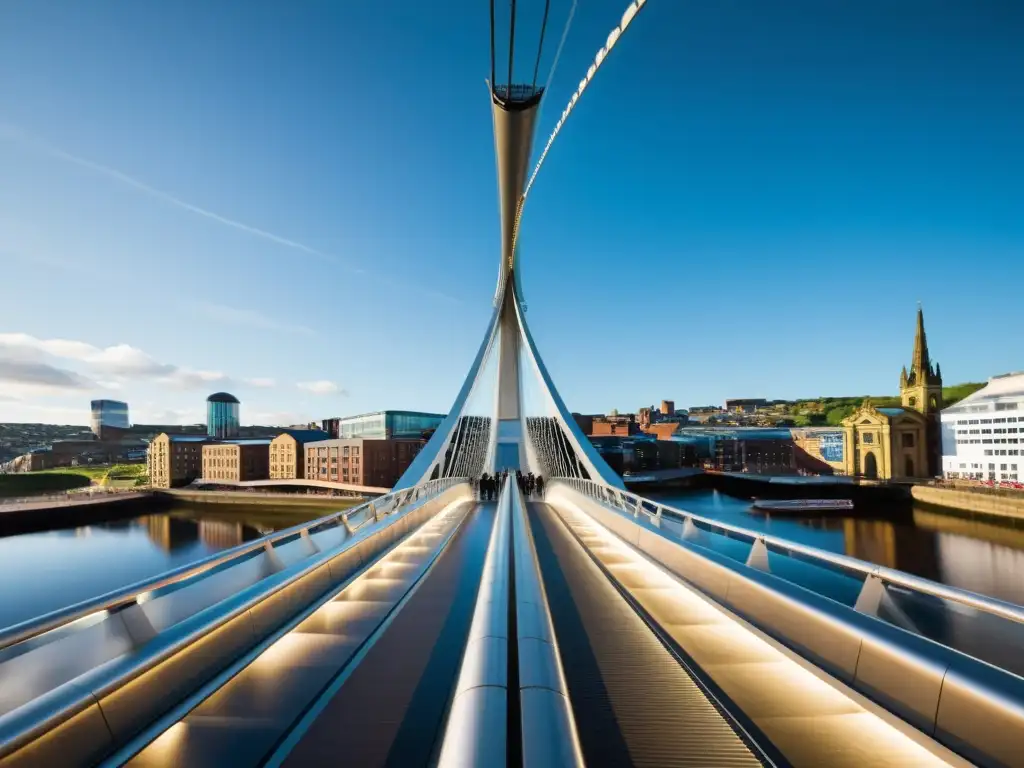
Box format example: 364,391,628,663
912,485,1024,521
0,492,164,535
155,488,365,509
0,487,365,536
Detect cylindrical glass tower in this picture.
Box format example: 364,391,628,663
206,392,240,439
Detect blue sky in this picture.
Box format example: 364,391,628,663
1,1,1021,425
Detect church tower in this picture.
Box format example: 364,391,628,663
900,305,943,415
900,305,943,475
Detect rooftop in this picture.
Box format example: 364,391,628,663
206,392,240,404
275,429,330,442
329,410,446,422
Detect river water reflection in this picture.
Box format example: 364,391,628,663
0,502,334,632
653,490,1024,607
3,491,1024,633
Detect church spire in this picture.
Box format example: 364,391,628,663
910,304,930,382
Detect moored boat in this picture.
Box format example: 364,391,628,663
751,498,854,514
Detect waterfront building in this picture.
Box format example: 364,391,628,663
840,307,943,481
660,400,675,416
305,438,424,488
202,439,271,483
591,414,639,437
206,392,240,439
321,411,444,441
941,372,1024,482
269,429,330,479
716,437,795,474
148,434,213,488
90,399,129,439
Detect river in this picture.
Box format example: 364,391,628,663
2,491,1024,633
654,489,1024,607
0,501,335,631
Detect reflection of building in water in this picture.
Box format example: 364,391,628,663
144,516,171,551
142,516,200,552
198,520,245,549
935,533,1024,607
841,519,940,579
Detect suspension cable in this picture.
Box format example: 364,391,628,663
489,0,497,88
508,0,518,89
532,0,552,90
510,0,648,259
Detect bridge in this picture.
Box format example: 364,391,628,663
2,1,1023,765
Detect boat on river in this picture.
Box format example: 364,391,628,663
751,498,855,514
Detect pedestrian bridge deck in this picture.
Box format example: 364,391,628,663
0,478,1021,767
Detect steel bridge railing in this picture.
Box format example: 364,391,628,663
0,476,467,652
552,477,1024,629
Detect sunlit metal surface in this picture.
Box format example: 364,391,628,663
0,480,469,766
548,479,1024,767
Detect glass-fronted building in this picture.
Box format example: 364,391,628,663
90,399,129,437
332,411,445,440
206,392,240,439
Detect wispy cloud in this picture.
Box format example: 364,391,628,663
245,377,277,388
190,301,315,336
0,122,330,259
1,122,463,306
297,380,347,396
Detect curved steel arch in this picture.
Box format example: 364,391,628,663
395,85,623,491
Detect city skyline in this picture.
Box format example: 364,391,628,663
2,1,1022,425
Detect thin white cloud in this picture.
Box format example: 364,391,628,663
297,380,346,396
190,302,315,336
0,122,464,306
0,123,330,260
245,377,276,388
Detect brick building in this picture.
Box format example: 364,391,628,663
269,429,329,479
202,439,271,482
148,434,212,488
305,438,423,488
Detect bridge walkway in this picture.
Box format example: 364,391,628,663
120,502,495,767
527,501,766,767
534,499,967,768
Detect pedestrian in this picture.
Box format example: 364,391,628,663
535,474,544,497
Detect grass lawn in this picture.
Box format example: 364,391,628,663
0,463,148,497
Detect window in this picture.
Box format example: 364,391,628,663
901,433,915,448
862,433,874,444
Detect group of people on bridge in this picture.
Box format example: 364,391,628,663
475,470,544,501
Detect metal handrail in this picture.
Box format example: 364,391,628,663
552,477,1024,627
0,477,467,652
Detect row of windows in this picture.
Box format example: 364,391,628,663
314,446,362,457
955,439,1021,445
982,450,1021,456
955,417,1019,425
205,458,238,468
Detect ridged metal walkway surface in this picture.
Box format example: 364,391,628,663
122,502,492,767
527,502,764,767
279,502,496,766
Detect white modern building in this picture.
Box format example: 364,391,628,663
941,372,1024,482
